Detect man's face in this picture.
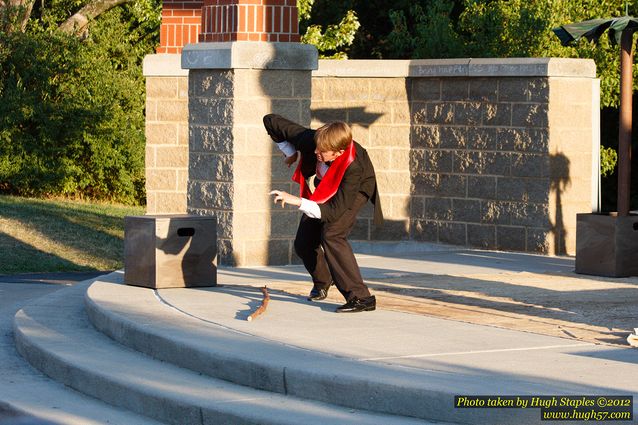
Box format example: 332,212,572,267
315,148,344,162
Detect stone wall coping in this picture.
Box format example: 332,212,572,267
313,58,596,78
143,54,189,77
181,42,318,70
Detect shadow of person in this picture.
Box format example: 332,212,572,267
119,214,219,290
154,217,217,288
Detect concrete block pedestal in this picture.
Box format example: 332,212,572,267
124,215,217,288
575,213,638,277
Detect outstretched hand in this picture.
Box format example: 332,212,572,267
284,151,299,168
269,190,301,208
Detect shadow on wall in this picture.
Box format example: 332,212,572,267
312,107,383,129
405,76,571,255
549,153,570,255
252,73,574,264
311,105,409,243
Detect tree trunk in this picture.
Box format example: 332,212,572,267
58,0,130,35
0,0,35,32
2,0,130,34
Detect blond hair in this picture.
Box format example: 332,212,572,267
314,121,352,152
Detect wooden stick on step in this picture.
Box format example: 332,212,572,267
247,286,269,321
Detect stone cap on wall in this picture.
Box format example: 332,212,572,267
313,58,597,78
181,41,318,70
143,54,190,77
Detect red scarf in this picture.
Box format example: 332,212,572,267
292,141,356,204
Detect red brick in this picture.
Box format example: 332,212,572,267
283,6,289,33
274,5,281,32
256,5,263,32
261,33,268,41
247,5,254,31
291,33,300,42
176,24,183,46
183,25,190,45
237,32,248,40
183,2,204,8
160,24,168,47
183,17,201,24
279,33,290,42
168,25,175,47
230,4,236,32
172,9,195,16
208,6,214,33
291,8,297,34
237,5,245,31
265,6,272,32
162,17,184,24
187,25,195,43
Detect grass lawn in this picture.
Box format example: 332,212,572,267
0,195,145,275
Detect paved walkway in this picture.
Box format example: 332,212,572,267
219,247,638,346
2,247,638,424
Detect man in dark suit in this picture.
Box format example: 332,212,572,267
263,114,383,313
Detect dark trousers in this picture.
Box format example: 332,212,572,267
294,193,371,301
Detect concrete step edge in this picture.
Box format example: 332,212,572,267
0,387,164,425
84,274,538,425
13,282,451,425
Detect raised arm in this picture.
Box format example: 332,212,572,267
262,114,315,152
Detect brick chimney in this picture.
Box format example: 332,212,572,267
199,0,300,43
158,0,204,53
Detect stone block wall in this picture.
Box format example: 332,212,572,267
311,59,599,256
146,56,598,262
143,55,189,214
407,76,553,252
310,76,412,242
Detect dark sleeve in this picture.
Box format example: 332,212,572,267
318,162,363,223
262,114,315,152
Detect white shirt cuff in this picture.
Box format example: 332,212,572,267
276,141,297,158
299,198,322,219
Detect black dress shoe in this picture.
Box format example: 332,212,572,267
336,296,376,313
307,287,328,301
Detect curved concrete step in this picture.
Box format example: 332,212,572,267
13,281,443,425
82,272,561,425
0,278,173,425
0,382,164,425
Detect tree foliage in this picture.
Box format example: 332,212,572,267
297,0,360,58
384,0,632,108
0,0,159,204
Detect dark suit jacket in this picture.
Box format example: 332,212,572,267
263,114,383,225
